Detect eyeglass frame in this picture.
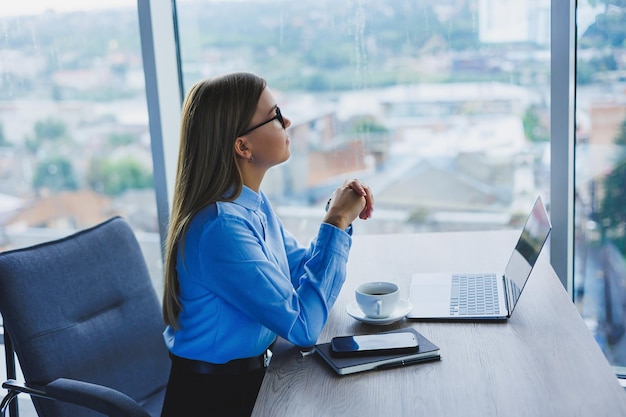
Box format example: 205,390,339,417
240,106,286,136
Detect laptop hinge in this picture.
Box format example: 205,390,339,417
503,274,511,317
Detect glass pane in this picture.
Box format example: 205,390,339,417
176,0,551,244
0,7,162,287
575,1,626,371
0,2,162,412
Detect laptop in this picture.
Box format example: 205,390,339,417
406,196,552,320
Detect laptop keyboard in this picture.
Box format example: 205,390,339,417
450,273,500,316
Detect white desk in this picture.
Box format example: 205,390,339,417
252,230,626,417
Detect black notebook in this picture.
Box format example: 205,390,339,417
315,328,441,375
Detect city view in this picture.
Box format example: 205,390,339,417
0,0,625,375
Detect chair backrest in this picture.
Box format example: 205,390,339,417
0,217,169,417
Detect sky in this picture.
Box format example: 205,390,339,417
0,0,243,18
0,0,603,37
0,0,134,17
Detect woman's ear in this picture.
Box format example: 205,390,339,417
234,137,251,159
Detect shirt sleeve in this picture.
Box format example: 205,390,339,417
194,215,352,348
281,222,352,291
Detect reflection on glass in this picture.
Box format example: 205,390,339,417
177,0,551,244
0,0,556,351
505,196,551,311
0,4,161,286
0,5,161,416
575,0,626,370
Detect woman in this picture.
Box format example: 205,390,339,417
160,72,374,417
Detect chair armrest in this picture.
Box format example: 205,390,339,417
2,378,151,417
3,379,47,398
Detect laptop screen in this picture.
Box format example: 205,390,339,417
504,196,552,312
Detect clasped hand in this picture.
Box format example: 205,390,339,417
323,179,374,230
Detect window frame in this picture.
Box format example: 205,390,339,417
140,0,576,291
140,0,581,354
550,0,575,294
137,0,184,249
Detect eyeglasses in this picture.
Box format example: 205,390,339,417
240,106,286,136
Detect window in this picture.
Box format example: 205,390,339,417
175,0,551,244
0,0,162,415
0,1,162,408
7,0,622,393
0,1,161,290
0,1,160,411
574,0,626,372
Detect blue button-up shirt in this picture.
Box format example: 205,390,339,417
164,186,352,364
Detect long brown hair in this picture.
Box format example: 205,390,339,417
162,72,267,328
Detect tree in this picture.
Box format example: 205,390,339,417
599,161,626,254
523,105,549,143
587,0,626,11
107,132,140,147
352,117,389,134
581,1,626,48
87,157,153,196
25,117,71,153
33,156,78,191
597,116,626,255
0,122,10,146
616,117,626,146
34,118,67,141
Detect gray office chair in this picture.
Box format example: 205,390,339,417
0,216,170,417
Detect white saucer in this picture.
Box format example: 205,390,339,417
346,299,414,325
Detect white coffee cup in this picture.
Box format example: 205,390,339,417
355,281,400,319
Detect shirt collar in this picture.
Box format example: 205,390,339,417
232,185,263,211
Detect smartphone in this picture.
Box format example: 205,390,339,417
330,331,419,356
